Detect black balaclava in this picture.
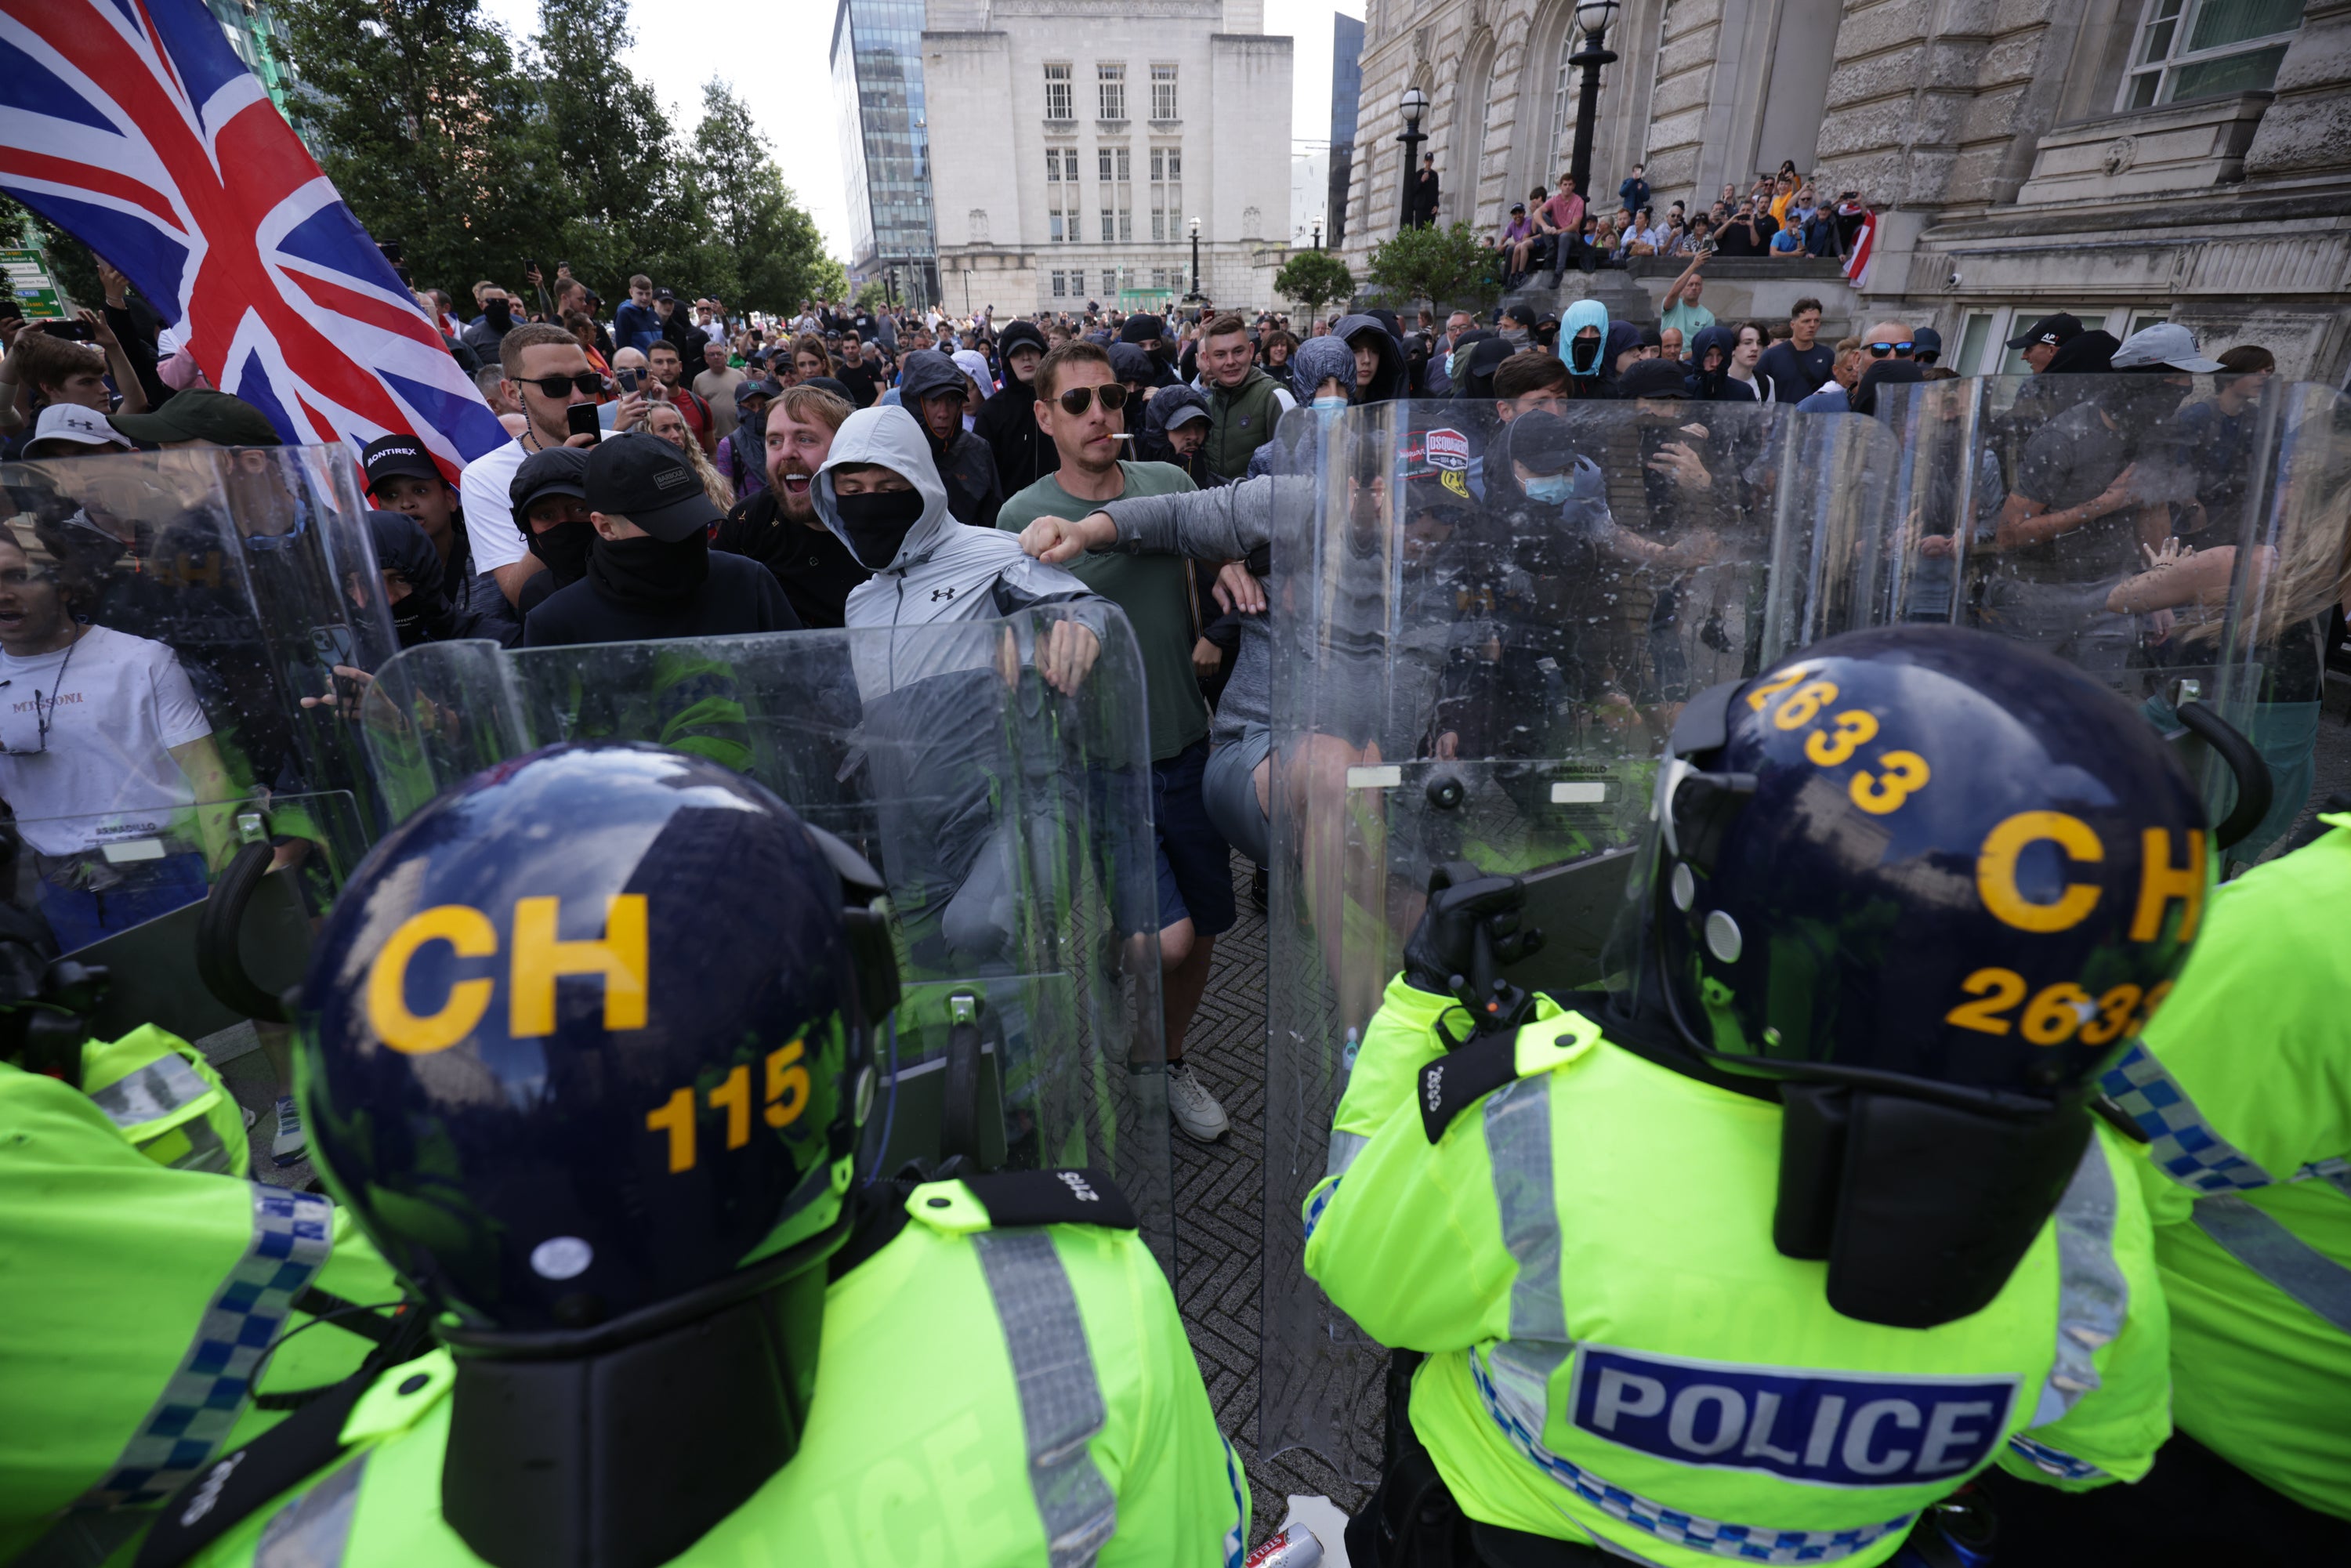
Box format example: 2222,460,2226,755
589,527,709,606
366,509,458,646
831,489,926,571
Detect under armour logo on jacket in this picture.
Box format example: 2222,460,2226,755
932,587,956,602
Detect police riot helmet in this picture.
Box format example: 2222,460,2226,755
299,742,895,1334
1621,626,2208,1325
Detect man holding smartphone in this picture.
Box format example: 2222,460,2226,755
460,323,625,611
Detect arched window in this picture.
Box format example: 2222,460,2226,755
1455,34,1495,216
1550,32,1576,168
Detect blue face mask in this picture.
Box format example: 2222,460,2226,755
1313,396,1348,419
1445,351,1462,380
1523,472,1574,505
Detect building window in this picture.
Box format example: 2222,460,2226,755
1551,35,1574,161
1151,63,1179,120
2120,0,2303,108
1098,63,1125,121
1045,62,1073,121
1150,146,1182,241
1103,270,1119,297
1051,270,1067,297
1046,147,1076,243
1099,147,1132,241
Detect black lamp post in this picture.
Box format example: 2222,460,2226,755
1185,214,1203,303
1395,85,1428,234
1566,1,1620,212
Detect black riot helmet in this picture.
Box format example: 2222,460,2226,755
1613,625,2208,1327
299,742,899,1568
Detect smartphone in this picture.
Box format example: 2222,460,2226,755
38,320,96,343
616,368,639,395
566,402,602,444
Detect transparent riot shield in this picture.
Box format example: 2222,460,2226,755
0,444,399,824
0,791,371,1042
1868,375,2310,860
1257,397,1871,1478
364,613,1174,1269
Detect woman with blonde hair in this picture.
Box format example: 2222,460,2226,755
644,401,736,512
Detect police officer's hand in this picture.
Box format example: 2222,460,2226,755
1037,618,1099,694
1403,864,1531,998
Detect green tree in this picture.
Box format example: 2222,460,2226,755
527,0,705,298
1366,222,1500,315
1273,250,1355,319
853,277,893,313
274,0,555,300
0,197,102,310
690,81,839,316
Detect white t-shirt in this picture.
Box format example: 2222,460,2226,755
458,438,531,574
0,625,214,856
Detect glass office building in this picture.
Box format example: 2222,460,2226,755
831,0,939,307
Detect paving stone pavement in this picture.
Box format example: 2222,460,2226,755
1174,855,1381,1543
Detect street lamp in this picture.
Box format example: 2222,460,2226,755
1395,85,1429,234
1566,0,1621,212
1185,214,1203,303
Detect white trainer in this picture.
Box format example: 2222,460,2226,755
1166,1059,1230,1142
271,1095,307,1166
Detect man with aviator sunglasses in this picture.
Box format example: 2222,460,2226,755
459,323,628,611
1860,320,1918,364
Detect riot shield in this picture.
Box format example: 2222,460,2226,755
0,447,397,1025
1868,375,2320,860
364,613,1174,1269
1256,397,1883,1477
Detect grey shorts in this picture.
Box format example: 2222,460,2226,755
1202,722,1273,867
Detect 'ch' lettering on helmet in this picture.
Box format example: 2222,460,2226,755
364,896,650,1055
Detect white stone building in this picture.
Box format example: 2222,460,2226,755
920,0,1295,315
1337,0,2351,380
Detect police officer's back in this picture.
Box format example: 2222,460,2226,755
132,744,1243,1568
1306,627,2204,1566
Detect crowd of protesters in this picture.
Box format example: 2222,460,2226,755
2,241,2344,1147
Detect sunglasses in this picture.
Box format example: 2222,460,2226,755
520,372,603,398
1056,382,1131,416
1866,342,1914,358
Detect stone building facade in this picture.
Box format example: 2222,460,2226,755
920,0,1295,314
1341,0,2351,381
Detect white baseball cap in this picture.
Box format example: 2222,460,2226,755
24,401,134,455
2112,321,2224,374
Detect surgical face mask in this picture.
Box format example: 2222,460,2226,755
1312,395,1348,420
1445,351,1461,380
832,487,925,569
1523,472,1574,505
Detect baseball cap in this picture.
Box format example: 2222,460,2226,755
585,432,719,541
1509,411,1579,476
360,433,443,494
509,447,589,516
2111,321,2224,374
1161,400,1210,429
653,287,676,302
107,389,281,447
1911,326,1943,360
23,403,132,456
1617,359,1694,400
736,378,784,403
2004,313,2082,350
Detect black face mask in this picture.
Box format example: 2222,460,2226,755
486,299,513,326
589,528,709,606
832,489,925,570
528,518,596,590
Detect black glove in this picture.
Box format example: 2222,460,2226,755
1402,862,1531,998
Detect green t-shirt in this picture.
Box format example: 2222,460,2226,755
1660,299,1716,339
998,462,1208,762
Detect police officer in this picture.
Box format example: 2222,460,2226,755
0,945,403,1564
132,743,1246,1568
1984,802,2351,1562
1306,626,2201,1567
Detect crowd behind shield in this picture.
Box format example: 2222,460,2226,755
2,320,2347,1489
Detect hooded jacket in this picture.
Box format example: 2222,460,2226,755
1684,324,1770,403
1138,383,1221,486
896,350,1005,528
367,510,462,646
813,406,1107,702
972,321,1058,494
1561,299,1610,381
1330,313,1407,404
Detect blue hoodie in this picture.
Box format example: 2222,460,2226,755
1562,299,1610,379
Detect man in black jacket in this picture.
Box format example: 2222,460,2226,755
972,320,1057,494
897,349,1004,527
712,383,871,628
524,433,799,646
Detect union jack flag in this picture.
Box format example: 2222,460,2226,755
0,0,507,477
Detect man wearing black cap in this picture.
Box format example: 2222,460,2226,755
360,434,472,598
973,320,1058,492
2005,312,2083,374
523,432,799,646
105,387,281,448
